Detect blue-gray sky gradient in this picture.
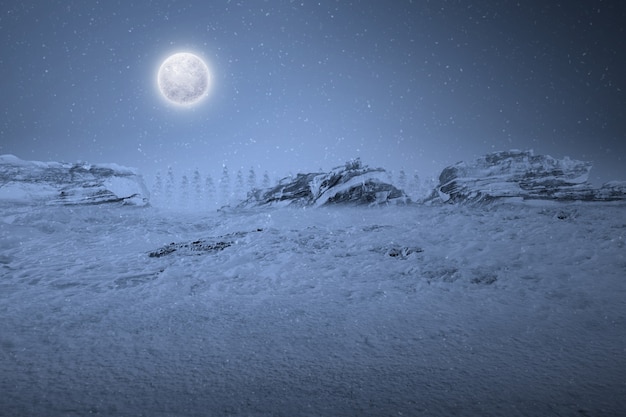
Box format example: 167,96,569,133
1,1,624,185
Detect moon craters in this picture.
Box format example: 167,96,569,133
157,53,211,106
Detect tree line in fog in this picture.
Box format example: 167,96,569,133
149,166,436,209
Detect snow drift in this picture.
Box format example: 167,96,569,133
240,158,408,207
434,150,625,203
0,154,149,206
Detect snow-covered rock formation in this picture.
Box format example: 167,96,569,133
240,158,408,207
0,154,149,206
434,150,624,203
595,181,626,201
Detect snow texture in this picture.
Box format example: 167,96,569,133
1,197,625,416
434,149,625,203
0,154,149,206
240,158,408,208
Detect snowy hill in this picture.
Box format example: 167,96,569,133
1,199,625,416
0,154,149,206
433,150,626,203
240,158,408,207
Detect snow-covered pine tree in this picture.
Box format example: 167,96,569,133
220,165,230,205
205,174,216,208
262,171,271,189
192,169,202,209
235,169,245,201
397,169,407,191
164,166,175,207
152,171,163,206
180,175,189,209
247,167,257,193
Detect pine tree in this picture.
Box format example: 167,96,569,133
247,167,257,192
397,169,407,191
165,166,175,207
235,169,245,200
409,172,420,200
262,171,271,188
192,168,202,209
205,174,216,207
152,171,163,206
180,175,189,209
219,165,230,205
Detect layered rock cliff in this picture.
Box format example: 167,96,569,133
240,159,408,207
0,154,149,206
434,150,624,203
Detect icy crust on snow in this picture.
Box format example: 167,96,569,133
0,154,149,206
435,149,603,203
241,158,408,207
1,202,625,416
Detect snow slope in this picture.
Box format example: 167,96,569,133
1,201,625,416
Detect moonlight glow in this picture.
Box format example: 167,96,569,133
157,52,211,106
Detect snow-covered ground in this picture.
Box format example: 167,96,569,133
1,201,625,416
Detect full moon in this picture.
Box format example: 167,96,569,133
157,52,211,106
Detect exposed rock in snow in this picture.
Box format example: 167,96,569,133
0,154,149,206
433,150,613,203
148,228,425,263
240,158,409,207
148,229,263,258
383,246,424,259
595,181,626,201
149,239,232,258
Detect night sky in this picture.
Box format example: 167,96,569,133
1,1,625,185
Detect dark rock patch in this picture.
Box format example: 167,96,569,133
149,240,232,258
148,229,263,258
386,247,423,258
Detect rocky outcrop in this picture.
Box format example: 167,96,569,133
240,159,409,207
0,154,149,206
595,181,626,201
434,150,625,203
